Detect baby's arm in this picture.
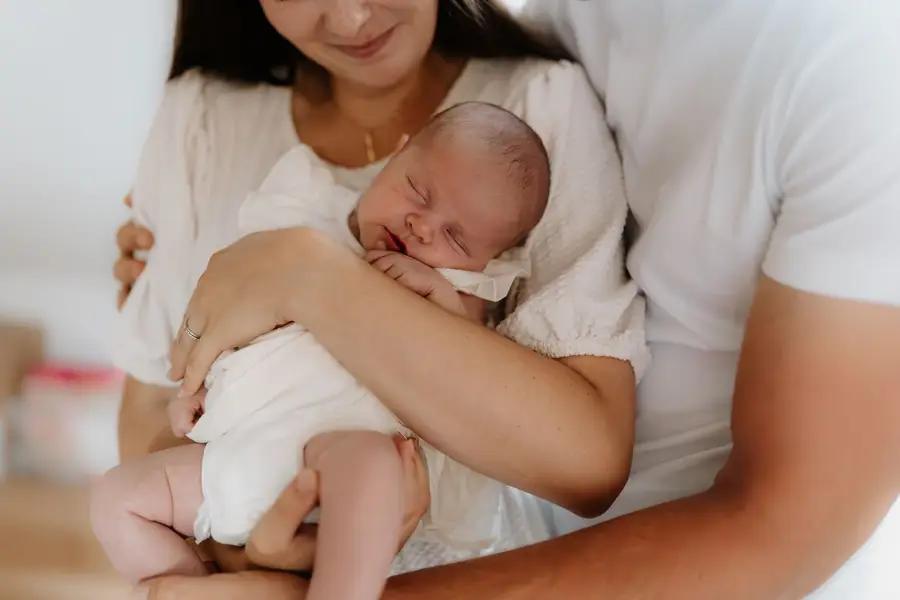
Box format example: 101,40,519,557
91,444,207,584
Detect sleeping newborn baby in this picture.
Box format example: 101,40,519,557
92,101,550,600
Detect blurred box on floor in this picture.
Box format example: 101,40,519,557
1,323,123,483
10,364,123,481
0,324,45,479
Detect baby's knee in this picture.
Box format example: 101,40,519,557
305,430,402,477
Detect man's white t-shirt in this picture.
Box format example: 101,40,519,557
520,0,900,597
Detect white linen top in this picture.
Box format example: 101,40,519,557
115,57,648,568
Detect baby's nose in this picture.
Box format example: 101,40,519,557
406,213,433,244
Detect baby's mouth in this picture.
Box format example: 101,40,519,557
387,230,407,255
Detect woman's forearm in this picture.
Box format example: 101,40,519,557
290,234,635,514
118,376,188,462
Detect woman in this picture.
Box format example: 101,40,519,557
114,0,645,591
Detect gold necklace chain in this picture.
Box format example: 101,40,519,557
362,130,409,164
363,131,377,163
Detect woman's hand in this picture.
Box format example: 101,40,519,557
115,192,154,309
168,228,334,395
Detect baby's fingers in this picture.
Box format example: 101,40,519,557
364,249,396,265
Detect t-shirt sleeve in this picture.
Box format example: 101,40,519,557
763,8,900,305
114,72,208,386
497,61,649,379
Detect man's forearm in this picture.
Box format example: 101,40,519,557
383,485,871,600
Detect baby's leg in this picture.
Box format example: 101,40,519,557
90,444,207,583
305,430,405,600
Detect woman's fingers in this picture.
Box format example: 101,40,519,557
116,221,154,256
172,312,252,396
168,309,206,384
114,209,152,308
178,332,228,396
114,257,146,286
172,299,277,395
246,469,320,570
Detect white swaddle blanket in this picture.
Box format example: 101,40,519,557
188,147,531,553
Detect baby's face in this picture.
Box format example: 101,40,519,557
355,138,526,271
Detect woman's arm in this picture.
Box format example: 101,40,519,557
289,243,636,518
174,233,633,516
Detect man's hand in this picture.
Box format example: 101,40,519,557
244,435,429,571
365,251,469,317
167,389,205,438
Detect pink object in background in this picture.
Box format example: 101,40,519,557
9,363,124,481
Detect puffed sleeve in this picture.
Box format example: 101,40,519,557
497,61,650,379
114,71,209,386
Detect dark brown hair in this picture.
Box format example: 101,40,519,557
169,0,569,85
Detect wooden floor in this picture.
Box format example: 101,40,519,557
0,477,130,600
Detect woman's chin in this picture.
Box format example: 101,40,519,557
325,53,425,91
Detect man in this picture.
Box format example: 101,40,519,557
154,1,900,598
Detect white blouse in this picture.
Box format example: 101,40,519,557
118,57,647,387
115,57,648,566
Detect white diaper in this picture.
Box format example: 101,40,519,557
189,324,504,551
189,327,410,545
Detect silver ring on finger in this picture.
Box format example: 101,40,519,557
184,320,202,341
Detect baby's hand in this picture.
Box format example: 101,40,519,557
167,390,206,438
365,250,467,317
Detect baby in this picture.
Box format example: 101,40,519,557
92,102,550,600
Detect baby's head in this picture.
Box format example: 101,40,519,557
354,102,550,271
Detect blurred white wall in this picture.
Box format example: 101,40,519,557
0,0,177,362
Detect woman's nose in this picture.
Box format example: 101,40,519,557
406,213,433,244
320,0,370,39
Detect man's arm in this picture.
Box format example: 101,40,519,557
383,276,900,600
